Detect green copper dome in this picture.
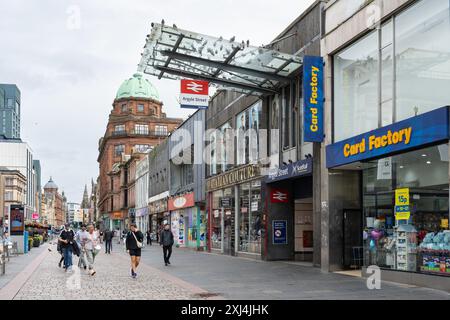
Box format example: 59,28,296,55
115,73,160,101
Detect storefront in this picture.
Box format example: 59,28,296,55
135,207,149,233
207,164,263,258
148,191,169,236
326,107,450,285
264,158,314,261
168,192,206,250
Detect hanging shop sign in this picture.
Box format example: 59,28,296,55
180,79,209,109
326,106,450,168
206,164,260,192
273,220,287,245
395,188,410,221
270,189,289,203
10,205,25,236
168,192,195,211
265,158,313,183
303,56,324,142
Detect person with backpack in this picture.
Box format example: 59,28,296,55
159,224,174,266
125,223,144,279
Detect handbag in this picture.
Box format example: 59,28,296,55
132,231,143,248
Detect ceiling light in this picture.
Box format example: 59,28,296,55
426,161,431,164
422,154,427,157
399,166,404,169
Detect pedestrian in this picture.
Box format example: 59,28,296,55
75,225,88,270
104,229,113,254
160,224,174,266
84,224,100,276
99,229,104,244
146,229,152,246
125,223,144,279
59,223,75,272
57,240,64,268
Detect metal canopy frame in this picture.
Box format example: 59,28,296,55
138,23,303,96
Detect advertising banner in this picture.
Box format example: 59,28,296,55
180,79,209,109
395,188,410,220
303,56,324,142
10,205,24,236
326,106,450,168
273,220,287,245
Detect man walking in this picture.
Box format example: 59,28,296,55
59,223,75,272
146,229,152,246
104,229,113,254
160,224,174,266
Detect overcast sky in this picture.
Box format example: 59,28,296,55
0,0,315,203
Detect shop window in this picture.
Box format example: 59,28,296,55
236,101,262,165
238,181,262,254
334,0,450,141
211,190,224,250
334,31,379,141
395,0,450,121
362,144,450,275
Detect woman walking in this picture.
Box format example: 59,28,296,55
84,224,100,276
125,223,144,279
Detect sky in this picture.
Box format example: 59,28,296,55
0,0,315,203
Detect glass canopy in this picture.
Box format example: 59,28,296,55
137,23,303,95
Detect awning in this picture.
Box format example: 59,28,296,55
137,22,303,95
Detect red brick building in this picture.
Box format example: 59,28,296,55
97,73,182,231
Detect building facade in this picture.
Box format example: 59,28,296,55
135,154,149,232
97,73,183,232
0,139,36,219
0,84,21,140
321,0,450,289
0,168,26,226
148,138,170,235
169,110,206,250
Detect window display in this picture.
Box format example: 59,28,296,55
238,180,262,254
363,144,450,276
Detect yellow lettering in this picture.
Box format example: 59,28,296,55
404,127,412,144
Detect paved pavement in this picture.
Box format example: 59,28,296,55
0,243,47,290
138,245,450,300
2,241,450,300
6,242,211,300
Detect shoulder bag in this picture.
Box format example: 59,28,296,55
132,231,143,248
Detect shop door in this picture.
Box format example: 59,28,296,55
343,209,363,269
223,210,235,256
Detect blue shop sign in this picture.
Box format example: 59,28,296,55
273,220,287,245
303,56,324,142
265,158,313,183
326,106,450,168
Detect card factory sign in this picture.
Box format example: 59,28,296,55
206,164,260,192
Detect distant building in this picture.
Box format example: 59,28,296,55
43,177,64,227
0,140,36,219
0,84,21,139
97,73,183,231
0,167,27,226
